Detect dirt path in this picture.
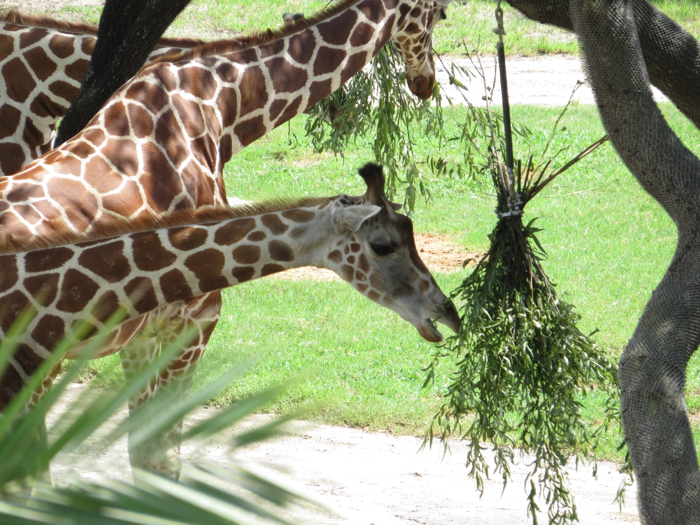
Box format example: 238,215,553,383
434,54,667,107
49,384,639,525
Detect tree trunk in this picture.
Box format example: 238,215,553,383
54,0,191,146
570,0,700,522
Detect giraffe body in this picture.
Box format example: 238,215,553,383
0,10,204,176
0,163,460,476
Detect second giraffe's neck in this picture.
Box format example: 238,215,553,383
228,0,400,151
126,0,405,160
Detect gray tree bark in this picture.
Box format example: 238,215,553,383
506,0,700,129
54,0,191,146
571,0,700,522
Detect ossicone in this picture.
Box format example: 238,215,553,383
358,163,388,206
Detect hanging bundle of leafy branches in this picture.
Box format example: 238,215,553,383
425,136,618,524
422,33,620,524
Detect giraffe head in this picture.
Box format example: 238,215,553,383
393,0,453,100
277,0,452,101
322,163,460,342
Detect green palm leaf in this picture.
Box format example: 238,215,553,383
0,313,323,524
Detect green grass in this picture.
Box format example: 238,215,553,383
52,0,700,57
432,1,579,56
45,0,700,464
80,99,700,461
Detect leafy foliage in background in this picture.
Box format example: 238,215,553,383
303,44,493,211
0,310,319,524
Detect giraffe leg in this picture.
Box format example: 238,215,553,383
35,417,53,486
119,333,165,478
3,366,58,503
14,365,62,500
154,293,221,479
119,293,221,481
0,416,51,503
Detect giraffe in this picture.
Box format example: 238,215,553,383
0,0,450,177
0,163,460,477
0,9,205,176
0,0,453,478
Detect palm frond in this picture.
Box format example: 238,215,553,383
0,313,323,524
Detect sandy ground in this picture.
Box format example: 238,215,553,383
434,54,668,107
49,384,639,525
0,2,648,522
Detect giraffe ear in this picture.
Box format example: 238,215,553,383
390,201,402,211
333,205,381,233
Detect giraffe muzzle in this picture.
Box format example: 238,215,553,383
407,74,435,100
418,319,444,343
416,299,461,343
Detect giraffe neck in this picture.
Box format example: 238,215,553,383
108,0,415,163
0,200,337,354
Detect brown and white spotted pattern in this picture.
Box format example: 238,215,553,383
0,0,452,479
0,0,453,248
0,163,460,477
0,10,204,176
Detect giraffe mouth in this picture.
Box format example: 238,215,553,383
416,301,461,343
417,318,444,343
407,75,435,100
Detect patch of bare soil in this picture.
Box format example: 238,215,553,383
272,233,483,281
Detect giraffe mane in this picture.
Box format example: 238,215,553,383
146,0,362,66
0,9,205,48
0,197,332,255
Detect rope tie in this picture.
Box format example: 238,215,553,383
496,194,523,219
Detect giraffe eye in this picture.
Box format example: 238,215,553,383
440,9,447,20
371,243,395,256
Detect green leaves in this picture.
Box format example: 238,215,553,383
423,92,617,523
0,314,319,524
303,45,491,212
426,210,618,523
